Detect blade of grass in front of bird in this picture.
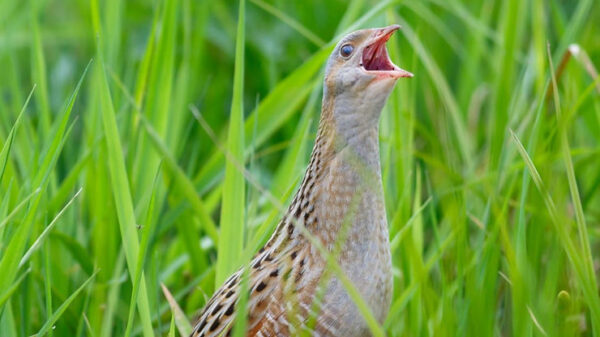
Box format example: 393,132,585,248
232,266,250,337
36,271,99,337
280,202,387,337
161,283,192,336
216,0,246,286
132,268,213,337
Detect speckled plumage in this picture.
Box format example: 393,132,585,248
191,25,412,337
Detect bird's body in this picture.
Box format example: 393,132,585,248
191,25,412,337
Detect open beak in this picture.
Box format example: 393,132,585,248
362,25,413,79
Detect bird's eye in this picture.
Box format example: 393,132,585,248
340,44,354,57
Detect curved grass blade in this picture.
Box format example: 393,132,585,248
0,188,41,230
19,188,83,268
0,268,30,309
124,164,162,337
91,0,155,330
0,85,35,185
36,271,99,337
96,60,155,336
161,283,192,336
216,0,246,286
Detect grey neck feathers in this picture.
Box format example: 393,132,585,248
267,91,385,250
318,93,384,174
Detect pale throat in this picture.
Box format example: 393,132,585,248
301,92,386,249
322,92,386,174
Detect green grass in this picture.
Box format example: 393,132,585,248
1,0,599,336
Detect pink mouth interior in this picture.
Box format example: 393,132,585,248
362,36,395,71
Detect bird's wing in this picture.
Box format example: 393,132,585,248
190,245,310,337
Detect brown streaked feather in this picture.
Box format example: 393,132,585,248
191,244,319,337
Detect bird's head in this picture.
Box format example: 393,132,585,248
322,25,412,130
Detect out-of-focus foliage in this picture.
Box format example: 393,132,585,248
0,0,599,336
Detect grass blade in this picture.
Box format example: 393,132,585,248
91,0,155,330
19,188,82,267
216,0,246,286
161,283,192,336
0,85,35,185
124,165,162,337
36,271,99,337
96,59,155,336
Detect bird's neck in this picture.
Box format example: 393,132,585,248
314,93,383,176
291,93,385,245
266,93,386,256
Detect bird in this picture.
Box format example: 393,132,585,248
191,25,413,337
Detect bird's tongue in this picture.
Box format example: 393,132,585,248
362,33,395,71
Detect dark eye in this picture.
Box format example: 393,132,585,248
340,44,354,57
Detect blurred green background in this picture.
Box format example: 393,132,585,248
1,0,599,336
